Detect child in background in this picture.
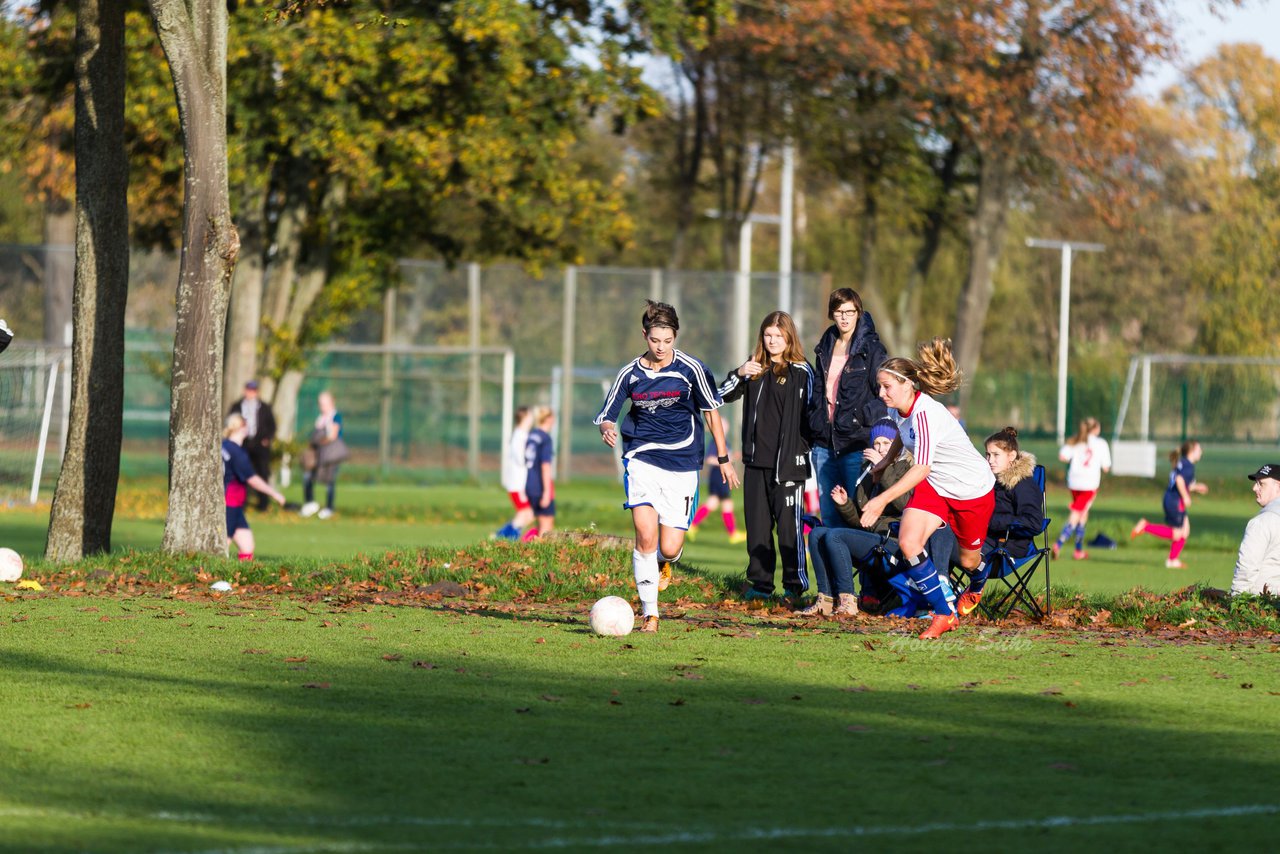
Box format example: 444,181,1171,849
223,413,285,560
956,427,1044,616
1132,441,1208,568
1055,416,1111,559
522,407,556,541
496,406,534,540
686,416,746,544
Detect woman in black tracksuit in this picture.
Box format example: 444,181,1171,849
719,311,816,601
809,288,889,528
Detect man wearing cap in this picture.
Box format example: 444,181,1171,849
228,380,277,511
1229,464,1280,597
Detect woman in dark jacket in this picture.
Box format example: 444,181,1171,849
810,288,888,528
719,311,816,601
955,426,1044,617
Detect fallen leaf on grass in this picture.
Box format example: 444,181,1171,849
284,656,308,663
303,682,331,690
413,661,436,670
1089,609,1111,625
863,640,876,651
535,638,546,644
1040,687,1063,695
242,649,269,655
539,694,562,703
845,684,873,693
1064,701,1078,708
681,672,705,680
382,653,403,662
67,702,92,709
1241,683,1254,689
515,707,531,714
16,580,43,591
669,698,685,706
515,757,549,765
846,724,871,732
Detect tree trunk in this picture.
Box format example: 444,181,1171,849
952,146,1013,412
223,177,268,410
150,0,239,554
45,0,129,561
43,208,74,346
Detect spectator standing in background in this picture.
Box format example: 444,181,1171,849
228,379,277,510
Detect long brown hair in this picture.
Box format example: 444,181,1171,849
642,300,679,334
879,338,962,396
1067,416,1100,446
751,311,807,378
1170,440,1199,466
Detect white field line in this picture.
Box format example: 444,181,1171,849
0,803,1276,852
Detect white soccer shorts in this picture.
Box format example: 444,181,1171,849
623,457,699,530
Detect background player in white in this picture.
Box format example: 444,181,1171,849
1054,416,1112,559
595,301,739,633
860,338,995,639
495,406,534,540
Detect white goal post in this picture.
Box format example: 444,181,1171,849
1112,353,1280,477
0,347,68,504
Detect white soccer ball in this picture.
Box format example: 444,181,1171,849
0,547,23,583
589,596,635,637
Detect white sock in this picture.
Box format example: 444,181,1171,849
634,549,659,616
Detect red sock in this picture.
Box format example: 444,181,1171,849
690,506,711,528
238,552,253,561
1144,524,1174,540
1170,538,1186,560
722,511,737,534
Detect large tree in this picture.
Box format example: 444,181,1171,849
44,0,131,559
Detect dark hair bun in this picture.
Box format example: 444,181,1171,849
1003,426,1019,439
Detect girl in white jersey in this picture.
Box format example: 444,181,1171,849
596,301,739,633
860,338,995,639
495,406,535,540
1054,417,1112,559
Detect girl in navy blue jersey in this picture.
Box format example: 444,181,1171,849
1132,440,1208,568
521,407,556,541
223,414,285,560
595,301,739,633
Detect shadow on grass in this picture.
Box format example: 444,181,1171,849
3,615,1280,853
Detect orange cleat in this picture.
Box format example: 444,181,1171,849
657,561,673,591
956,591,982,617
919,612,959,640
639,615,659,633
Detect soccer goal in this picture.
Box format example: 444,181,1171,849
0,347,67,503
1111,354,1280,476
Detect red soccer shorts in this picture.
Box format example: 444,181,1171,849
1069,489,1097,513
906,478,996,551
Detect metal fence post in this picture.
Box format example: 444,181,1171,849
468,263,481,480
560,265,577,482
379,287,395,474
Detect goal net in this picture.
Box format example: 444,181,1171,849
1111,354,1280,476
0,347,66,503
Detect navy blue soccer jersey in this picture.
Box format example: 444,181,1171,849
222,438,256,508
524,428,554,497
1166,457,1195,498
594,350,725,473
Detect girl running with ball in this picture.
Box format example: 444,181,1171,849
595,301,739,633
860,338,995,639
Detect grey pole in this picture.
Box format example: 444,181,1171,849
379,287,395,473
467,263,482,479
1025,238,1104,443
560,265,577,482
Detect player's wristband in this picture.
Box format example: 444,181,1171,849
717,454,730,464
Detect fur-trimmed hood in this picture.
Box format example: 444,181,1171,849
996,451,1037,490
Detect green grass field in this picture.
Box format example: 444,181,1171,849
2,465,1278,852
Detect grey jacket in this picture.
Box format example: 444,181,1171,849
1230,498,1280,596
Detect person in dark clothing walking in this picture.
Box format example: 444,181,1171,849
227,379,278,510
809,288,888,529
720,311,816,602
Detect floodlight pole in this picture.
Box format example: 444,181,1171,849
1026,238,1104,444
708,210,784,360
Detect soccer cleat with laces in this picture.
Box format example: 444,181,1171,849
919,612,958,640
1073,550,1088,560
657,561,673,591
1165,559,1185,569
728,530,747,544
639,615,659,633
956,591,982,617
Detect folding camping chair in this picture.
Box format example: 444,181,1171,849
950,464,1052,620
